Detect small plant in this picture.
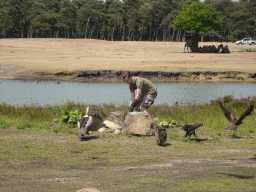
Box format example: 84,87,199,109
63,74,73,79
16,120,33,129
181,137,191,142
223,95,233,103
24,144,32,148
54,109,84,124
153,117,180,128
0,119,10,129
37,122,52,130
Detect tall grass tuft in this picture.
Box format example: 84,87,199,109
0,118,10,129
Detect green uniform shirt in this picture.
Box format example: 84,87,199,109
129,77,156,94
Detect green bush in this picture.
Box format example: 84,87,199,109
17,120,33,129
0,119,10,129
54,109,84,124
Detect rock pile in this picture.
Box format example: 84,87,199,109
99,111,154,136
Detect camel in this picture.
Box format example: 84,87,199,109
197,44,230,53
184,39,192,52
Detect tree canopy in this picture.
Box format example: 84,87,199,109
172,2,222,33
172,1,222,52
0,0,255,42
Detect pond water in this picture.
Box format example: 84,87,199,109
1,79,256,106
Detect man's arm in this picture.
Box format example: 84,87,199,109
135,88,142,100
129,91,135,106
128,89,142,112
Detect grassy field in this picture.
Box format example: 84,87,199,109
0,97,256,191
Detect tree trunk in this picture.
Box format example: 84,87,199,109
171,29,175,41
111,23,115,41
128,28,131,41
27,24,33,38
122,24,125,41
67,28,70,39
20,19,24,38
201,34,204,42
149,22,152,41
85,16,90,39
191,31,199,53
90,26,95,39
176,30,179,42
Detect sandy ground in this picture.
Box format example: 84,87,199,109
0,38,256,78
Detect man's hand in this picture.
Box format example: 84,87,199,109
129,99,140,112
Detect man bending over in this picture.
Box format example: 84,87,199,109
122,71,157,115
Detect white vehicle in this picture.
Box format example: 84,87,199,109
235,38,256,45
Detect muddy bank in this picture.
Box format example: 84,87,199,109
20,70,256,82
1,67,256,83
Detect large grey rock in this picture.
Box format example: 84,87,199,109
107,111,125,126
124,112,153,135
87,107,104,131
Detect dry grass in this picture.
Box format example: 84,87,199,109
1,39,256,77
0,127,256,192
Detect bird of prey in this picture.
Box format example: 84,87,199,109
181,123,203,137
77,107,93,138
220,105,254,130
155,122,167,144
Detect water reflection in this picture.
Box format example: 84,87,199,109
0,79,256,106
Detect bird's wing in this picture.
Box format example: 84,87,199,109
236,105,254,126
85,116,93,134
80,116,89,128
220,105,237,124
181,124,190,131
188,123,203,132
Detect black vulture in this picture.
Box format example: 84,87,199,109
220,105,254,130
181,123,203,137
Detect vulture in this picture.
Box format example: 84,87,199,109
181,123,203,137
155,122,167,144
220,105,254,130
77,107,93,138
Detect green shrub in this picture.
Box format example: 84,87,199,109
0,119,10,129
54,109,84,124
17,120,33,129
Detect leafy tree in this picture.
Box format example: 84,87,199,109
0,0,21,38
77,0,104,39
57,0,77,38
107,0,124,41
172,1,222,52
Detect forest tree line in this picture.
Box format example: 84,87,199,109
0,0,255,42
